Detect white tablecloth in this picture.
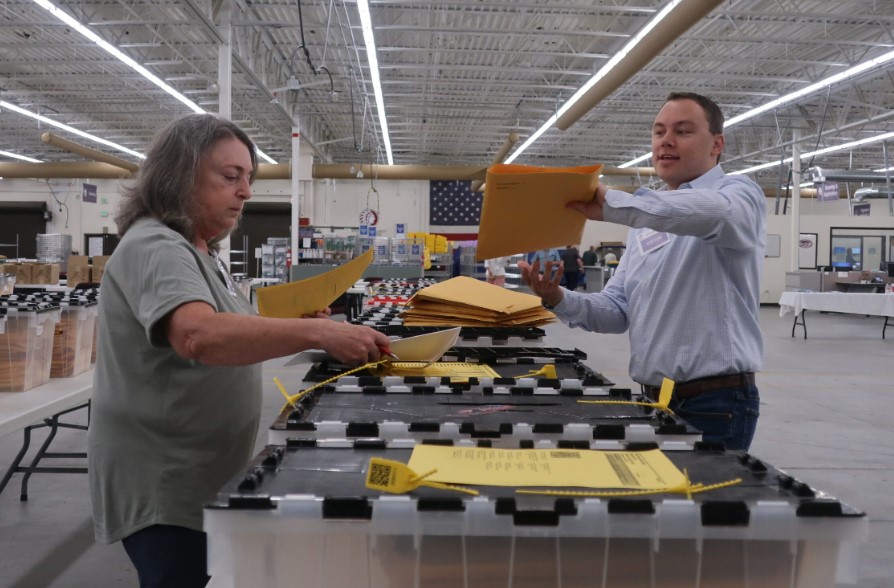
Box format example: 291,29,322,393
779,292,894,318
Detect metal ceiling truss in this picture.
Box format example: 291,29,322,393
0,0,892,185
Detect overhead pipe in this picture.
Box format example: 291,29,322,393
470,132,520,192
40,133,140,173
555,0,724,131
0,162,133,178
311,163,655,181
313,163,489,181
0,161,654,182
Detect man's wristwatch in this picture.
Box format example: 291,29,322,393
542,299,557,310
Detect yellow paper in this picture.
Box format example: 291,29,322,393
406,446,687,490
410,276,544,315
256,249,373,318
476,163,603,261
382,362,499,382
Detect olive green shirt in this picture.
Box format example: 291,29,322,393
89,219,261,543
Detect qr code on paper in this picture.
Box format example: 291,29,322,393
368,462,393,487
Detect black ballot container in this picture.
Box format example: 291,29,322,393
205,443,867,588
268,383,700,447
269,346,709,448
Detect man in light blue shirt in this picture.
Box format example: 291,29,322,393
520,92,765,450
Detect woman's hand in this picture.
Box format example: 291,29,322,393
318,322,390,366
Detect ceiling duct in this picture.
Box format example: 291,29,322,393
40,133,140,173
804,166,894,184
555,0,723,131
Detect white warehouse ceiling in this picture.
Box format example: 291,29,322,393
1,0,893,187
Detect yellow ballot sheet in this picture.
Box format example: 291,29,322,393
476,163,603,261
382,362,499,382
406,445,686,490
256,249,372,318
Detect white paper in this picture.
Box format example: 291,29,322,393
388,327,461,363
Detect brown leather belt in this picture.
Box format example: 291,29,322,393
643,372,755,400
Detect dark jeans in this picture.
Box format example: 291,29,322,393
563,271,580,290
668,385,760,451
122,524,209,588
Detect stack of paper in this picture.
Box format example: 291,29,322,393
476,163,603,261
401,276,555,327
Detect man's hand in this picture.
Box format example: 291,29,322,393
566,181,608,221
518,259,564,308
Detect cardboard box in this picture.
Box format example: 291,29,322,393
67,256,91,287
92,256,110,283
13,264,33,285
32,263,61,285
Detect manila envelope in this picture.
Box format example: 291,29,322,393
476,163,603,261
409,276,543,316
256,249,372,318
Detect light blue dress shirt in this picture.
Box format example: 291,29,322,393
552,165,766,386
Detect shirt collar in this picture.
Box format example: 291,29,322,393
679,164,724,190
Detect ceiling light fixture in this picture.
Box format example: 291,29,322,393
31,0,203,115
28,0,277,165
0,149,43,163
1,100,145,159
506,0,684,164
619,48,894,168
356,0,394,165
730,130,894,176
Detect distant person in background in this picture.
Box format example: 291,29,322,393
531,248,561,266
845,247,858,269
582,245,598,266
560,245,583,291
530,248,562,281
485,256,510,287
603,251,618,265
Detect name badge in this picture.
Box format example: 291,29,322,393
636,230,670,255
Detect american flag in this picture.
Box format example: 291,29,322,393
430,180,482,228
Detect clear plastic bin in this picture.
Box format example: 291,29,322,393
0,305,62,391
206,444,868,588
50,302,98,378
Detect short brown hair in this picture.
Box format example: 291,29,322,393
665,92,724,135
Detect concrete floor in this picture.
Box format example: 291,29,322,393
1,305,891,587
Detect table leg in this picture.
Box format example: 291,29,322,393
0,425,34,496
791,310,807,339
0,402,90,501
884,317,890,340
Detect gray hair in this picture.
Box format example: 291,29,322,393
115,114,257,249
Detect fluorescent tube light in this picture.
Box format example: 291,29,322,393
31,0,203,115
0,150,42,163
620,48,894,168
356,0,394,165
506,0,683,164
730,130,894,176
725,49,894,128
1,100,145,159
28,0,278,165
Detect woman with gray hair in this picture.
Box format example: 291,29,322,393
88,113,389,588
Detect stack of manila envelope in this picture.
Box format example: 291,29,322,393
401,276,555,327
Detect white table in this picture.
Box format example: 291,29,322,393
0,369,93,499
778,292,894,339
